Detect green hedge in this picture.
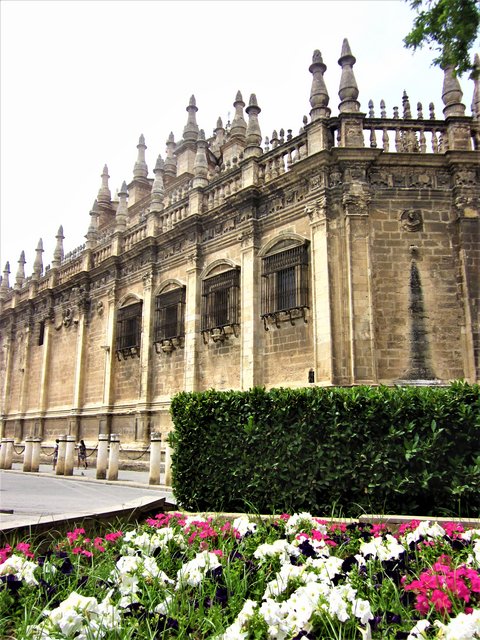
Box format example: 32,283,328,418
169,382,480,517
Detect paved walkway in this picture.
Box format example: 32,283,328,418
0,464,176,535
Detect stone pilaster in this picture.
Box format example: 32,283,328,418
102,286,117,412
307,195,333,383
343,184,376,383
183,249,202,392
0,325,14,423
139,270,154,406
239,221,260,389
39,310,54,417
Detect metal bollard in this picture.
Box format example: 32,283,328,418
106,434,120,481
149,433,162,485
96,434,109,479
56,435,67,475
30,437,42,472
64,435,76,476
164,441,172,487
3,439,14,470
23,436,33,472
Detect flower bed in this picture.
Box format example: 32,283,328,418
1,513,480,638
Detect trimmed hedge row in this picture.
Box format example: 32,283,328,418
169,383,480,517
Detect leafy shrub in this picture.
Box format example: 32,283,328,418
169,382,480,517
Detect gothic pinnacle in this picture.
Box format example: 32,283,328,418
164,132,177,177
133,134,148,180
151,154,165,209
115,181,128,231
52,225,65,267
309,49,330,121
14,251,26,289
193,129,209,188
442,64,466,117
245,94,262,157
97,164,111,204
0,262,10,295
183,94,199,142
338,38,360,113
230,90,247,139
86,200,100,248
32,239,44,280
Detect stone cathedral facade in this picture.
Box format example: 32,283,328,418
0,42,479,445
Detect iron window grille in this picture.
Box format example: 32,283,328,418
261,244,309,329
116,302,142,359
201,268,240,342
154,287,186,353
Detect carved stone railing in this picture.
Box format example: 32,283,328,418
258,132,308,184
37,277,50,293
123,222,147,252
362,118,450,153
204,168,242,210
92,242,112,268
57,257,83,284
159,198,190,232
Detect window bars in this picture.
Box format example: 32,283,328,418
154,287,186,353
201,268,240,343
116,302,142,359
261,245,309,330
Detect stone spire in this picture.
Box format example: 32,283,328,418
14,251,26,289
244,94,263,158
0,262,10,296
164,132,177,177
309,49,330,121
151,155,165,210
214,116,225,147
338,38,360,112
183,95,199,142
229,91,247,139
85,200,100,248
32,239,44,280
470,54,480,120
52,225,64,268
442,65,466,117
115,182,128,231
193,129,209,188
97,164,111,204
133,134,148,180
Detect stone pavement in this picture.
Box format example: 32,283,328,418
0,464,176,536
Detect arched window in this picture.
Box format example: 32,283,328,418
154,286,186,352
116,300,142,359
261,238,309,329
201,266,240,342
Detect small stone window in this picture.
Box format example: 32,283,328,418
261,243,309,329
38,320,45,346
201,268,240,343
154,287,186,353
116,301,142,359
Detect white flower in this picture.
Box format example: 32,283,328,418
284,513,327,536
253,539,298,564
176,551,220,587
232,516,257,537
352,597,373,625
0,554,39,585
434,609,480,639
221,600,258,640
359,534,405,561
407,619,431,639
404,521,446,545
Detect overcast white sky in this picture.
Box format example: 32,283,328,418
1,0,478,277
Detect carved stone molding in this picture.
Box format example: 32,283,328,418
305,195,328,224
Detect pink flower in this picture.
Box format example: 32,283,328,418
15,542,34,559
104,531,123,543
430,589,452,613
0,545,12,564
